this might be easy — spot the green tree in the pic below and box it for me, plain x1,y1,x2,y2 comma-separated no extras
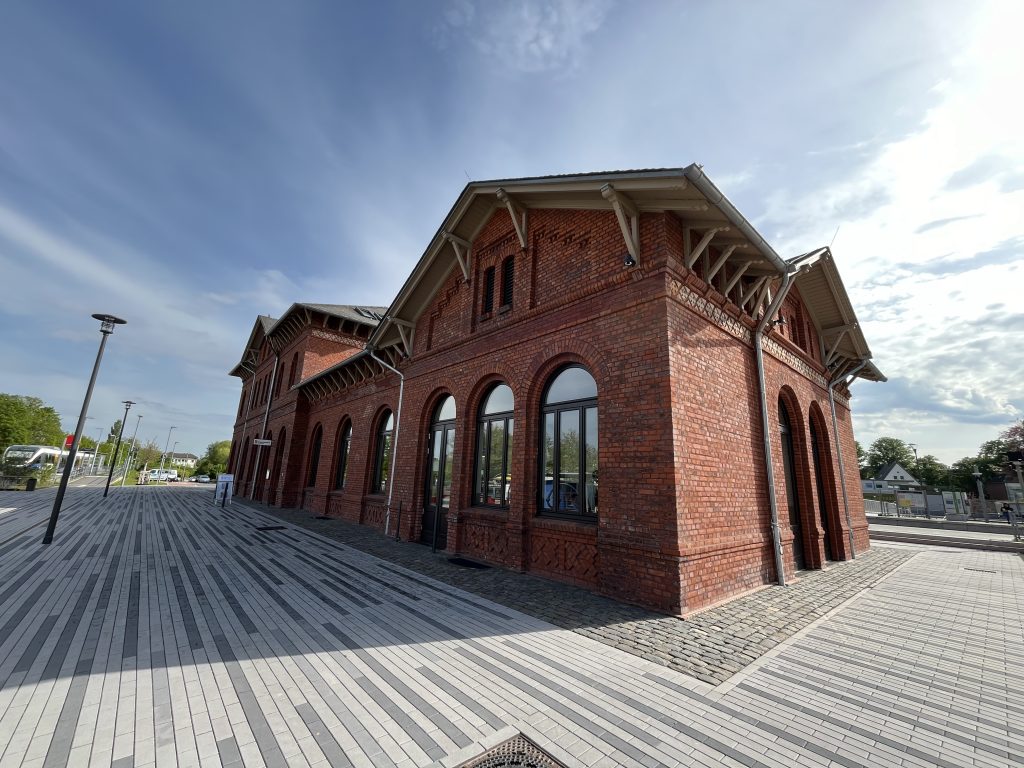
0,394,64,451
911,455,948,488
135,440,161,469
195,440,231,478
864,437,916,478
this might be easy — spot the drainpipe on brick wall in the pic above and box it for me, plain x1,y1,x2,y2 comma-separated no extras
754,268,796,587
827,358,867,559
367,346,404,537
250,353,279,499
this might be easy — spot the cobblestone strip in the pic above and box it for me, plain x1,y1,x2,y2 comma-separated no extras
246,501,913,684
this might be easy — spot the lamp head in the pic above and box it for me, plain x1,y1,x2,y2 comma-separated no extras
92,314,127,335
623,253,637,268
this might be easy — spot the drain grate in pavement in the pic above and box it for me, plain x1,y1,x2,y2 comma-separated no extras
458,734,565,767
448,557,491,570
254,525,287,532
963,567,998,574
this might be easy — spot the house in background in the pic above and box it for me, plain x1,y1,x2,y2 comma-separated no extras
227,164,884,616
167,452,199,469
861,462,920,492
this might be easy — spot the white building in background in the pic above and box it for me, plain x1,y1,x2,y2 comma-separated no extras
861,461,921,493
167,452,198,469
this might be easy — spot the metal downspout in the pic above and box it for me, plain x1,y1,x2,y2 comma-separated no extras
755,269,795,587
367,347,405,537
251,353,279,499
827,359,867,559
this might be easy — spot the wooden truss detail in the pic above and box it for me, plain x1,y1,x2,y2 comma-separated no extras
443,232,471,281
496,188,528,249
600,183,640,265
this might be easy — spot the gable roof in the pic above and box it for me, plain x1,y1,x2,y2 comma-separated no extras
873,462,918,482
228,314,276,378
366,164,883,384
229,304,387,378
790,248,886,382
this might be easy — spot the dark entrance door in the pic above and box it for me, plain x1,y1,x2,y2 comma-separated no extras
810,419,835,561
421,397,455,550
779,400,807,570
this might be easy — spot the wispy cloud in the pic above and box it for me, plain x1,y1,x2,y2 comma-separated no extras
433,0,613,75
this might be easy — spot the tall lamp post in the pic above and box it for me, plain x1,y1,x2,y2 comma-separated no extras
44,314,126,545
159,426,176,472
104,400,135,497
120,413,143,488
170,440,179,478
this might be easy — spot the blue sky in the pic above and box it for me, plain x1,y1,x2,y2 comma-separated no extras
1,0,1020,464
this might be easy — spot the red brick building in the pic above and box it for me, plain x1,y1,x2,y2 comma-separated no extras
228,166,884,615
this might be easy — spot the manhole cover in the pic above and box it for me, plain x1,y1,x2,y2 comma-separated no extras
254,525,286,532
458,734,565,768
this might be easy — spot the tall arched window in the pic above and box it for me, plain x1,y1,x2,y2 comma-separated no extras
333,421,352,490
373,411,394,494
779,398,807,570
475,384,514,507
540,366,598,518
306,424,323,488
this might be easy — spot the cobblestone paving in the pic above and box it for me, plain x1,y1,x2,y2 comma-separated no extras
249,501,912,685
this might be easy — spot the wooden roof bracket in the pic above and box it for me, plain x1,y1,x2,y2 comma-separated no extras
706,245,738,283
496,188,528,249
600,183,640,266
443,232,471,281
685,226,729,270
391,318,415,358
739,275,768,309
824,326,854,366
722,261,751,298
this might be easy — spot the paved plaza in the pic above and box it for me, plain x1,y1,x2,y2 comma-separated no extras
0,487,1021,767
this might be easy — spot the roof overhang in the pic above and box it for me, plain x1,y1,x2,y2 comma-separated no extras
228,315,275,379
791,249,885,383
370,164,791,350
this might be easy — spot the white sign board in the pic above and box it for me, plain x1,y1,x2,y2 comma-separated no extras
215,473,234,505
253,438,272,447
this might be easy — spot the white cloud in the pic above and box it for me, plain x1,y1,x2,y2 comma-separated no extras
755,1,1024,463
434,0,613,75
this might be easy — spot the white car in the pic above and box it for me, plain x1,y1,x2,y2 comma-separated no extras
197,475,211,483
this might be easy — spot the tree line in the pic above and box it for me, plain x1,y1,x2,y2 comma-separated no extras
1,392,229,478
859,419,1024,491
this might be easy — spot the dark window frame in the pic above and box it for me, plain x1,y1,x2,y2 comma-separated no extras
372,410,394,495
539,365,598,522
500,256,514,308
306,424,323,488
474,385,514,509
482,266,496,314
333,421,352,491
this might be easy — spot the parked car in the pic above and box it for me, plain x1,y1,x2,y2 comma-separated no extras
197,475,211,483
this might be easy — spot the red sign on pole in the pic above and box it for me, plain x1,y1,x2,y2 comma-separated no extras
64,434,74,448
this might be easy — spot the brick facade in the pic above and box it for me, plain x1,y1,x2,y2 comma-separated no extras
228,173,875,616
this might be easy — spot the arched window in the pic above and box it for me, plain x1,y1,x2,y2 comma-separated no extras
475,384,514,507
333,421,352,490
373,411,394,494
306,424,323,488
779,398,807,570
540,366,598,518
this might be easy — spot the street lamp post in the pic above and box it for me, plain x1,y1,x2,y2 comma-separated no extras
104,400,135,497
170,440,179,477
120,413,143,488
43,314,126,545
90,427,103,475
159,426,176,472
